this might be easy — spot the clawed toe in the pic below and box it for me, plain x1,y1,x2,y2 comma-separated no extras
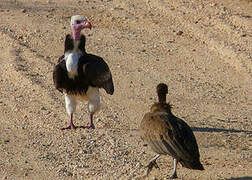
145,160,160,176
61,125,77,130
82,123,95,129
170,173,178,179
147,160,159,169
61,124,95,130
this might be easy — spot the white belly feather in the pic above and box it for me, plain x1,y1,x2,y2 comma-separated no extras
65,52,80,79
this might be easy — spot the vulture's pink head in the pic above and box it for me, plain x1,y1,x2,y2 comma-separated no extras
71,15,92,40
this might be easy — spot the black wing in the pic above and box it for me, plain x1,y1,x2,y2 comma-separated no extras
53,59,89,95
53,60,68,93
79,53,114,95
57,55,64,63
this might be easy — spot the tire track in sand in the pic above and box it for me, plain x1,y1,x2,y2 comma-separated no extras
147,0,252,79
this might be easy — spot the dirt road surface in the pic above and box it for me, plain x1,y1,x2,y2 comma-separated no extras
0,0,251,179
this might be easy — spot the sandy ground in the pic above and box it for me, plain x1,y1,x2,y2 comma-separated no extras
0,0,251,179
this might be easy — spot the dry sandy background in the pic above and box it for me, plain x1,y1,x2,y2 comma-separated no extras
0,0,252,179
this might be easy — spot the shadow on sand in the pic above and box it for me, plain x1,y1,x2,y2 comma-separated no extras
227,177,252,180
191,126,252,134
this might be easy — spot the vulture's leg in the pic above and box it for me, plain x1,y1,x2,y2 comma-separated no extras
170,158,178,179
83,113,95,129
84,87,100,129
145,154,160,176
62,94,77,130
62,113,77,130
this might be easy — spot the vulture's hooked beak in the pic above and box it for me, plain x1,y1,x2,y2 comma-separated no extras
83,20,92,30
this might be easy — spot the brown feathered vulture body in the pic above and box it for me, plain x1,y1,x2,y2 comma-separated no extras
140,83,204,178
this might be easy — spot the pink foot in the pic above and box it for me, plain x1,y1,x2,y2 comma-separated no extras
80,113,95,129
61,124,77,130
61,114,95,130
61,114,79,130
81,123,95,129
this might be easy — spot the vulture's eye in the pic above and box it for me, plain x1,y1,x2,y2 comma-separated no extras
76,20,81,24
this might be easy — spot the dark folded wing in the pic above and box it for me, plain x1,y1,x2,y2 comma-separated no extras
169,116,204,169
140,112,200,161
79,53,114,95
57,55,65,63
171,116,200,159
53,60,68,93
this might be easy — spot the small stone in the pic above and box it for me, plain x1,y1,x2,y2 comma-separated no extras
18,35,23,40
21,9,26,13
210,3,216,7
67,171,73,176
167,40,175,43
221,7,227,12
176,31,183,35
199,4,204,9
205,161,211,165
41,106,46,110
